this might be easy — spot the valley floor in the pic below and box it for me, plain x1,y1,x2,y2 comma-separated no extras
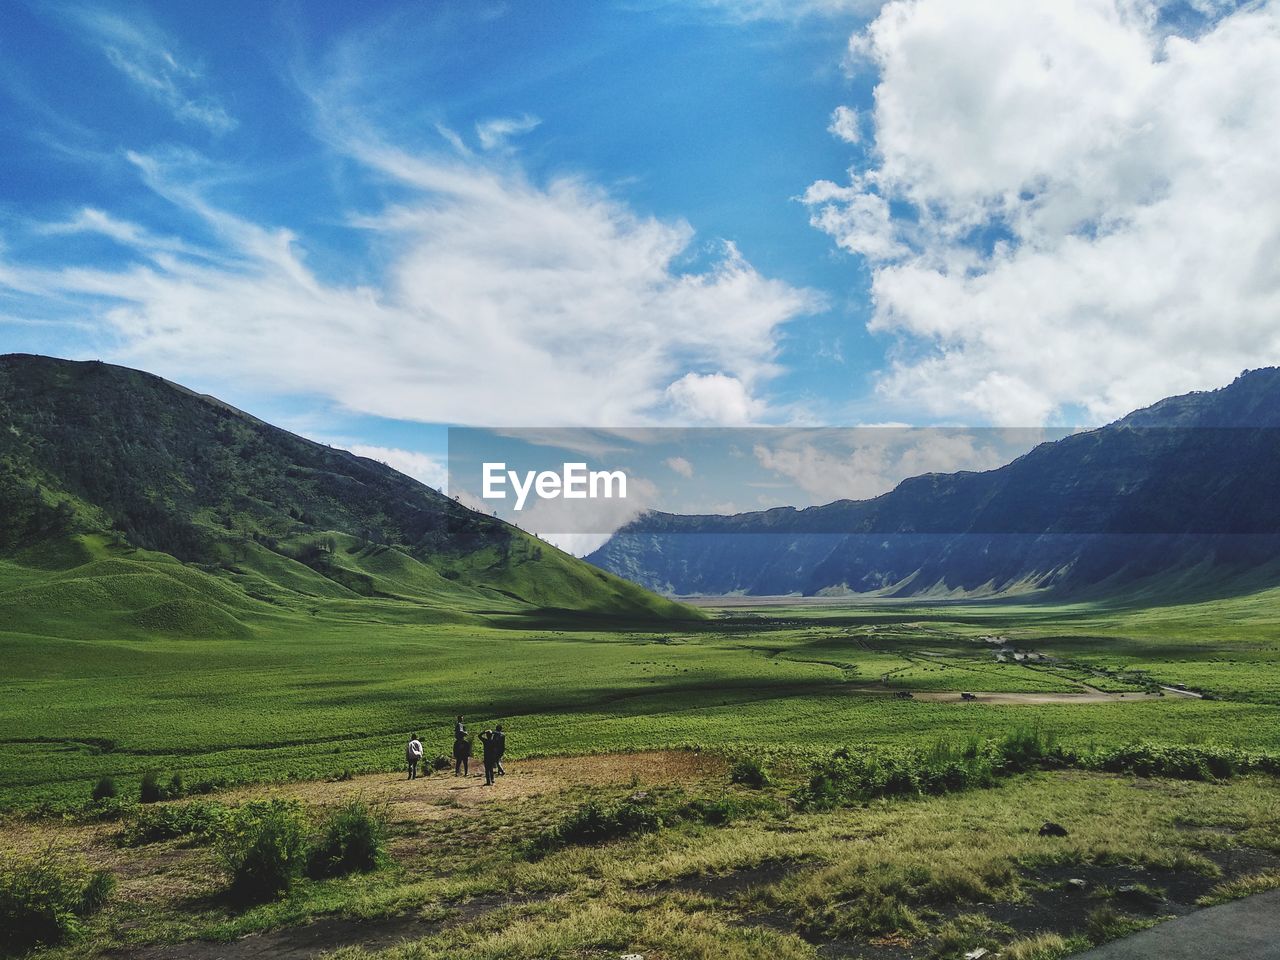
6,585,1280,958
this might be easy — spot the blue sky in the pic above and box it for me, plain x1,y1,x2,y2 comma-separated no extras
1,2,880,432
2,0,1278,525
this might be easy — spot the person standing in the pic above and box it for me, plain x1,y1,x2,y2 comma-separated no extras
453,716,470,777
493,724,507,776
406,733,423,780
479,729,498,786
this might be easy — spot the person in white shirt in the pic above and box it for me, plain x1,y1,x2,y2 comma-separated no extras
406,734,423,780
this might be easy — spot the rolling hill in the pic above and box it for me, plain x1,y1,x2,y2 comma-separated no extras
0,354,698,632
589,369,1280,599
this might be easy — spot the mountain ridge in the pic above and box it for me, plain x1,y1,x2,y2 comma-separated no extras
588,368,1280,599
0,353,700,629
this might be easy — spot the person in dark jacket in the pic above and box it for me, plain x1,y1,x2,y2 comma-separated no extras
493,724,506,776
479,729,499,786
453,716,470,777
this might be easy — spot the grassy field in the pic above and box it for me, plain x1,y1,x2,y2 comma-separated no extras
4,541,1280,811
6,543,1280,958
2,545,1280,808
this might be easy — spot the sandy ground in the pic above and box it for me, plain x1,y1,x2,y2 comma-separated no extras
217,749,725,815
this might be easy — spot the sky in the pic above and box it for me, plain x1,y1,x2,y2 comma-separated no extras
2,0,1278,532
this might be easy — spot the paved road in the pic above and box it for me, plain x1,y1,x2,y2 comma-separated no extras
1076,888,1280,959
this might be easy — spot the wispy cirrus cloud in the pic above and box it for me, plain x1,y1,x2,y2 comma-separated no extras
0,121,819,431
475,113,541,151
699,0,884,23
55,5,235,133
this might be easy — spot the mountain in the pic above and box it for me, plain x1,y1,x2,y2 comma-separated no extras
0,354,698,633
589,369,1280,599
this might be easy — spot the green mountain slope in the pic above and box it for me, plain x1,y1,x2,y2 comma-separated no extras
0,354,698,631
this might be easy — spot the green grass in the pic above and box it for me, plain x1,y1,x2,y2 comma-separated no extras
4,537,1280,810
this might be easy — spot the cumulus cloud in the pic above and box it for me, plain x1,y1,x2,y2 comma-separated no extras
827,105,860,144
807,0,1280,425
664,455,694,478
665,372,764,425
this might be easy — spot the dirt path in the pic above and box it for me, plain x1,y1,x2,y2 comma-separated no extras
215,749,724,816
844,684,1160,705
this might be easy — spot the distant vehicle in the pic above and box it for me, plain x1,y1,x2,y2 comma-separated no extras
960,692,977,701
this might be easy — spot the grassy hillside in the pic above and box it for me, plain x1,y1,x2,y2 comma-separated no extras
0,354,697,624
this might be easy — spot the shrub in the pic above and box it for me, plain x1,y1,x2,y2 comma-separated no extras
794,729,1063,810
0,856,115,953
429,755,451,771
530,796,661,857
307,800,387,878
140,771,162,804
729,757,770,789
681,796,739,826
90,776,117,803
217,800,309,904
119,800,230,847
1085,905,1146,944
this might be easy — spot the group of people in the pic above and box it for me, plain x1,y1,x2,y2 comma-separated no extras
404,715,507,786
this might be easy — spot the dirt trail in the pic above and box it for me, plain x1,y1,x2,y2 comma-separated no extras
212,750,725,826
844,684,1161,705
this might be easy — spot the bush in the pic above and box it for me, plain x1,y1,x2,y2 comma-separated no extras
794,729,1063,810
90,776,117,803
307,800,387,878
217,801,309,904
429,755,451,771
119,800,230,847
0,856,115,953
530,796,662,857
681,796,739,826
729,757,770,789
140,771,162,804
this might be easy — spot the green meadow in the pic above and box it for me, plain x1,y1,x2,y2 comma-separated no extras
4,537,1280,812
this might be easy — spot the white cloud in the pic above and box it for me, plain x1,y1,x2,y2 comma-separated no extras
3,145,818,428
475,114,541,151
753,429,1009,503
665,372,764,425
60,7,235,133
664,455,694,478
808,0,1280,425
703,0,885,22
505,474,660,556
827,105,860,144
346,444,447,491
